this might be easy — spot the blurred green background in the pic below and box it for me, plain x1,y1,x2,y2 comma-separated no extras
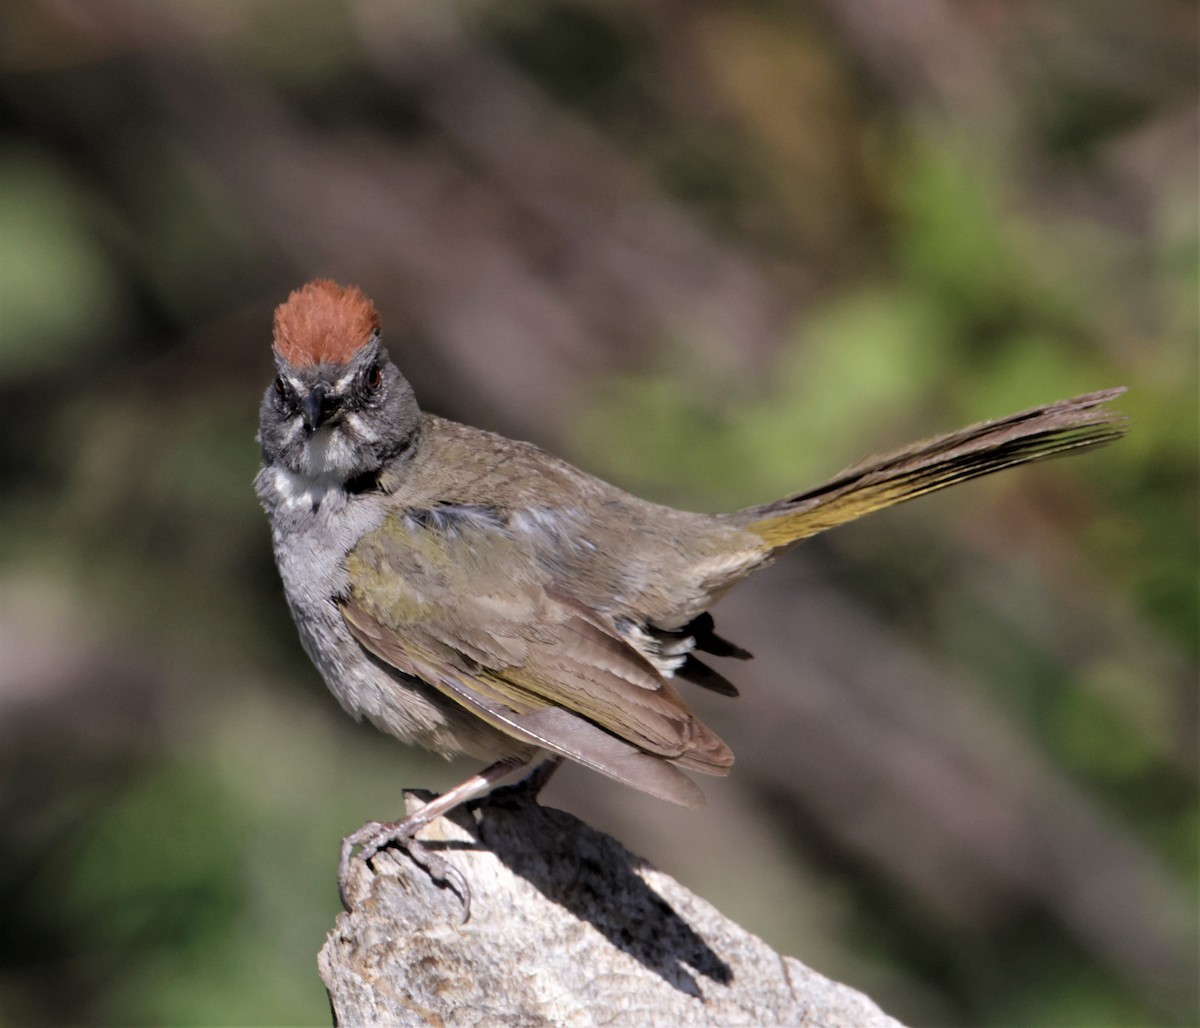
0,1,1196,1024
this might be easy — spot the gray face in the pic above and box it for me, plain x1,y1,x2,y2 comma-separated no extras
257,337,421,484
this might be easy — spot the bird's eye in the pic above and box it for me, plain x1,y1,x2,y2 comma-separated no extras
274,371,296,405
273,376,299,411
366,363,383,391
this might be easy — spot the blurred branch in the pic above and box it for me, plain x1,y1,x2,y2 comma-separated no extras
322,793,903,1027
362,37,790,370
814,0,1011,124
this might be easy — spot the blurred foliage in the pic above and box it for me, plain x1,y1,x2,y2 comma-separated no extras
0,146,125,378
0,0,1195,1025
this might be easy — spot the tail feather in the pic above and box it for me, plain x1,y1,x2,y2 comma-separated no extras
740,388,1127,551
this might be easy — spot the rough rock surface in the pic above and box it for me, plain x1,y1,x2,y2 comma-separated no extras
320,793,903,1026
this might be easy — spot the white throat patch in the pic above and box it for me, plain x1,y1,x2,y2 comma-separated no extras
270,466,345,512
302,426,357,478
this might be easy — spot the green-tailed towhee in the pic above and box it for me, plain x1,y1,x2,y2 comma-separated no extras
255,279,1126,905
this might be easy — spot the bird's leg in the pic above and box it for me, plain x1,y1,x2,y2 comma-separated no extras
487,754,565,804
338,753,543,914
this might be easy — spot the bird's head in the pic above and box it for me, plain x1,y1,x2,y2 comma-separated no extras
258,280,420,482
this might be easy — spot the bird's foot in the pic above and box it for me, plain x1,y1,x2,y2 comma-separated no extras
338,810,472,918
336,756,539,917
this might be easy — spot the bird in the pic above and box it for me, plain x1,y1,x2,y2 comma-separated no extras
255,278,1126,905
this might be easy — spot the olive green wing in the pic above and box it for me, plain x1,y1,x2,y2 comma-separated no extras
340,506,731,806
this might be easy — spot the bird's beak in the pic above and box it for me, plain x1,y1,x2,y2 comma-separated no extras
301,384,341,430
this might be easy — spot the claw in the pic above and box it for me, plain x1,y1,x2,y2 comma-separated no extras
338,818,473,918
334,754,545,916
337,814,471,918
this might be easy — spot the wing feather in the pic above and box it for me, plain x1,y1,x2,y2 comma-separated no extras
342,598,708,806
341,507,733,800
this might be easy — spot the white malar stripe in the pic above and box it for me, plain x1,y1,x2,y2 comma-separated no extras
344,411,379,444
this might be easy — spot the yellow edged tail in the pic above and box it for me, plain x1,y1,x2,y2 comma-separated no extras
740,388,1128,551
